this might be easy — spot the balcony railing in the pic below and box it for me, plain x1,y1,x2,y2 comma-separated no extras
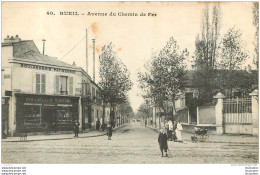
60,91,68,95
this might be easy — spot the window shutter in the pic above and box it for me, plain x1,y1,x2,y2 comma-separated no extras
55,75,59,94
68,77,73,95
41,74,46,93
36,74,40,93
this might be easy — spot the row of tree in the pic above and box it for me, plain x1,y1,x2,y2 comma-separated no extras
98,43,133,125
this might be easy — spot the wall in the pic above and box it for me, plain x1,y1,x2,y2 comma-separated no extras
177,109,189,123
11,63,77,96
2,46,13,67
198,106,216,125
224,124,253,134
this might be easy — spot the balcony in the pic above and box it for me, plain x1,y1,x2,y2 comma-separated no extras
60,91,68,95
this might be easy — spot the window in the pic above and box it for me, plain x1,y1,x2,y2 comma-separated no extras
83,81,90,96
92,87,95,101
83,80,87,96
60,76,67,94
55,75,73,95
36,74,46,94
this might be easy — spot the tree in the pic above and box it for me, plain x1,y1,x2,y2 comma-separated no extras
220,27,248,70
98,43,133,125
253,2,259,68
192,4,221,103
138,102,153,122
218,27,249,97
117,99,134,125
138,37,189,124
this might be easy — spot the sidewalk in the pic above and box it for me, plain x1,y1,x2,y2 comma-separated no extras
2,124,127,142
146,125,258,144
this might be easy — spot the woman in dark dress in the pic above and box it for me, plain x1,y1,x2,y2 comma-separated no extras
158,128,168,157
107,123,113,140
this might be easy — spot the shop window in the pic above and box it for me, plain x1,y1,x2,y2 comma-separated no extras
55,75,73,95
20,105,42,132
36,74,46,94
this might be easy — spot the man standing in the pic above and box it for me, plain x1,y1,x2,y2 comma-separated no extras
107,122,113,140
96,119,101,131
74,120,80,138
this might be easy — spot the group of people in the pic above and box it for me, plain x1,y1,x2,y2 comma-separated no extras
73,119,113,140
164,120,183,142
158,120,183,157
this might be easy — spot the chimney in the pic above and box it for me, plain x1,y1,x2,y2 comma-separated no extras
4,35,11,44
92,39,96,82
72,61,76,66
13,35,21,42
4,35,22,44
42,39,46,55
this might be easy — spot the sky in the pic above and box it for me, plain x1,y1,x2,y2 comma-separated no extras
2,2,257,112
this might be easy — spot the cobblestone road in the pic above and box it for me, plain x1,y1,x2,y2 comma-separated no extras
2,122,258,163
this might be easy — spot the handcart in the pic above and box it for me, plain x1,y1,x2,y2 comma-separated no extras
191,127,209,142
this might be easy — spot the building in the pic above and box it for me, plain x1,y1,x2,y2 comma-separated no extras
1,35,107,137
151,69,258,135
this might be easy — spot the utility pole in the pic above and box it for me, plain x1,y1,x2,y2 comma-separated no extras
42,39,46,55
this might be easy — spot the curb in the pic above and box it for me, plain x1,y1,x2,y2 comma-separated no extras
2,123,129,143
145,125,258,144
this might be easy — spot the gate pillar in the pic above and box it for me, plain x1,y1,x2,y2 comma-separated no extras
214,92,225,135
250,89,258,136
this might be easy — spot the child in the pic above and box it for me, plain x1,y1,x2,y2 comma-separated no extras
158,128,168,157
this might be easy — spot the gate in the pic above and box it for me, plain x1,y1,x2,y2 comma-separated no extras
223,98,252,134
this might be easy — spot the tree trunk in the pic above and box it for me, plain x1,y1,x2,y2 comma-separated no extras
102,103,105,125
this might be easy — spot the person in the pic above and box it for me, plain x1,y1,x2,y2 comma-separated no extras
107,122,113,140
164,120,169,140
74,120,80,138
172,121,177,142
158,128,168,157
96,119,101,131
145,120,147,126
175,121,183,142
168,120,173,141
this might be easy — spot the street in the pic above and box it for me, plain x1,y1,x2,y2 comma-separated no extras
2,122,258,164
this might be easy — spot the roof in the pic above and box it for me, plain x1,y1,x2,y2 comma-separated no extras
184,69,258,88
20,50,78,69
3,40,79,69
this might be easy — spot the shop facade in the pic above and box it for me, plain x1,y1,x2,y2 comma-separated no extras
15,94,79,134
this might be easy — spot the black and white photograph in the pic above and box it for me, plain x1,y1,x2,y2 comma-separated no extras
1,1,259,173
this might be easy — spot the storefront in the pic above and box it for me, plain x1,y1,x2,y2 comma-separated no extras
16,94,79,133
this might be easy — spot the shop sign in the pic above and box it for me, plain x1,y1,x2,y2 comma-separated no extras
25,96,72,104
21,63,75,74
